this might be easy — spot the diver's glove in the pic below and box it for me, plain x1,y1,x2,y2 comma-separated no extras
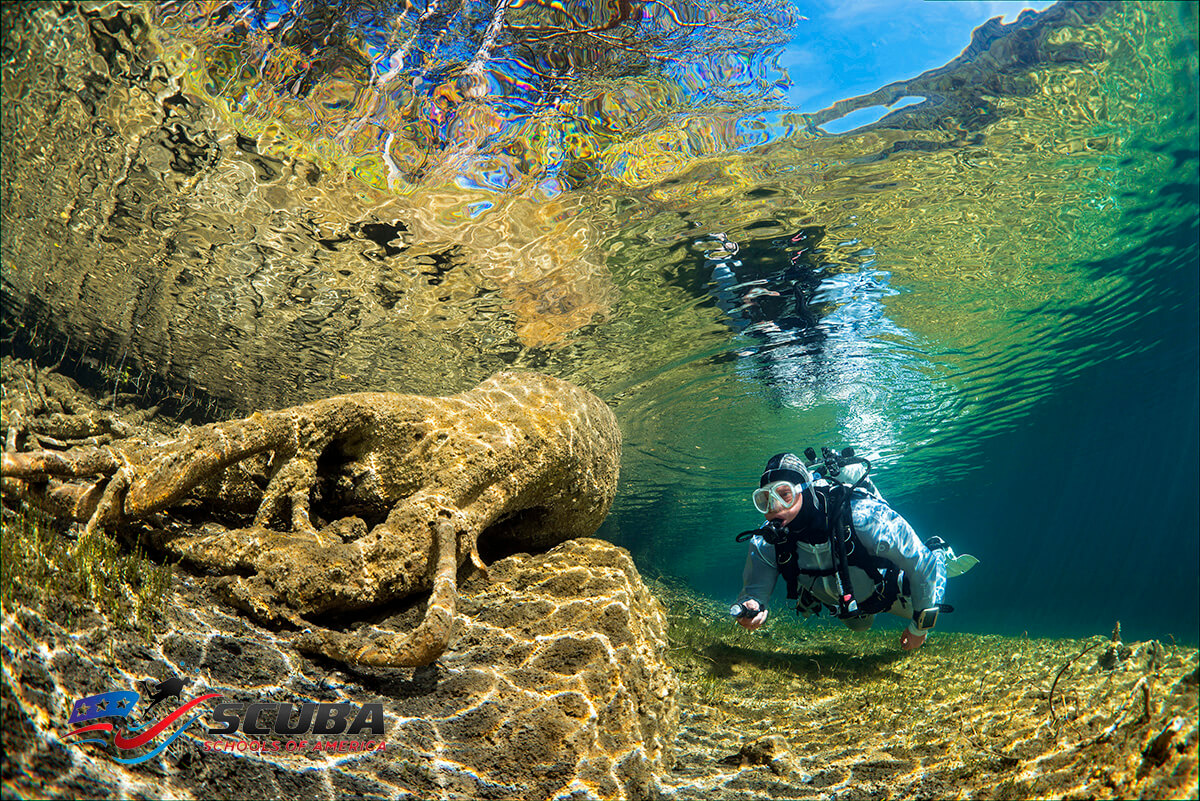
730,598,769,630
900,621,928,651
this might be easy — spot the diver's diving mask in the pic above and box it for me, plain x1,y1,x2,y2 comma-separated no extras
752,480,807,514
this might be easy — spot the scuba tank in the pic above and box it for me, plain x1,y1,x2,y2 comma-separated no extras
809,447,979,579
806,447,871,615
805,446,882,499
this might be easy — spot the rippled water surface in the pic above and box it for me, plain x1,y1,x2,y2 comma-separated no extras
2,1,1196,641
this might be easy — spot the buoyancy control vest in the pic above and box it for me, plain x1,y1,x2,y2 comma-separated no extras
737,481,897,618
781,482,901,618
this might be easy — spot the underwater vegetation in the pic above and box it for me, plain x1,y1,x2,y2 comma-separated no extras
0,503,172,642
651,578,1200,800
0,358,173,638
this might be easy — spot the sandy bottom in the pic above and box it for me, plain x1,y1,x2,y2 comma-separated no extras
655,582,1198,800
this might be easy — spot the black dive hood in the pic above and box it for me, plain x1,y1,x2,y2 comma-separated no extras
786,492,829,545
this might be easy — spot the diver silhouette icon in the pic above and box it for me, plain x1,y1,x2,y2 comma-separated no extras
138,675,192,719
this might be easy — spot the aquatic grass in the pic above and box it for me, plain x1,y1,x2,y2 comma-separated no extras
72,526,174,636
0,504,66,608
1,504,172,638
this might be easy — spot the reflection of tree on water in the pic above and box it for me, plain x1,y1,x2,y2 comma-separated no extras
700,227,923,455
160,0,797,189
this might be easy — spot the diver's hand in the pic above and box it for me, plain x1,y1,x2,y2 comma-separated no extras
735,599,768,630
900,623,927,651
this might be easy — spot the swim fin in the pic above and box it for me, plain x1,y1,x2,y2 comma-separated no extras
926,537,979,578
943,550,979,578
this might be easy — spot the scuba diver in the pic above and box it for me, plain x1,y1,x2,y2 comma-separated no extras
704,230,822,338
731,451,977,651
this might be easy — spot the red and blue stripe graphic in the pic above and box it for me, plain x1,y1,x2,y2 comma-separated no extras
64,691,221,765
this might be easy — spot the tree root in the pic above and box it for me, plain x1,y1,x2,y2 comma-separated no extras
295,519,460,667
2,356,160,451
1,368,622,669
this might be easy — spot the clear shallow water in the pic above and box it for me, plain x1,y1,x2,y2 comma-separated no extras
2,2,1196,642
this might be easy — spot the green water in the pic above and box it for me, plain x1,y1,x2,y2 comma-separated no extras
1,2,1196,642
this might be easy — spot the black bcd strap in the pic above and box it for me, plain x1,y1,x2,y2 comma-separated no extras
779,484,893,616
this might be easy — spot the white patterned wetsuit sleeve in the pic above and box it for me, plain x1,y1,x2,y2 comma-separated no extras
736,535,780,611
850,497,946,616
